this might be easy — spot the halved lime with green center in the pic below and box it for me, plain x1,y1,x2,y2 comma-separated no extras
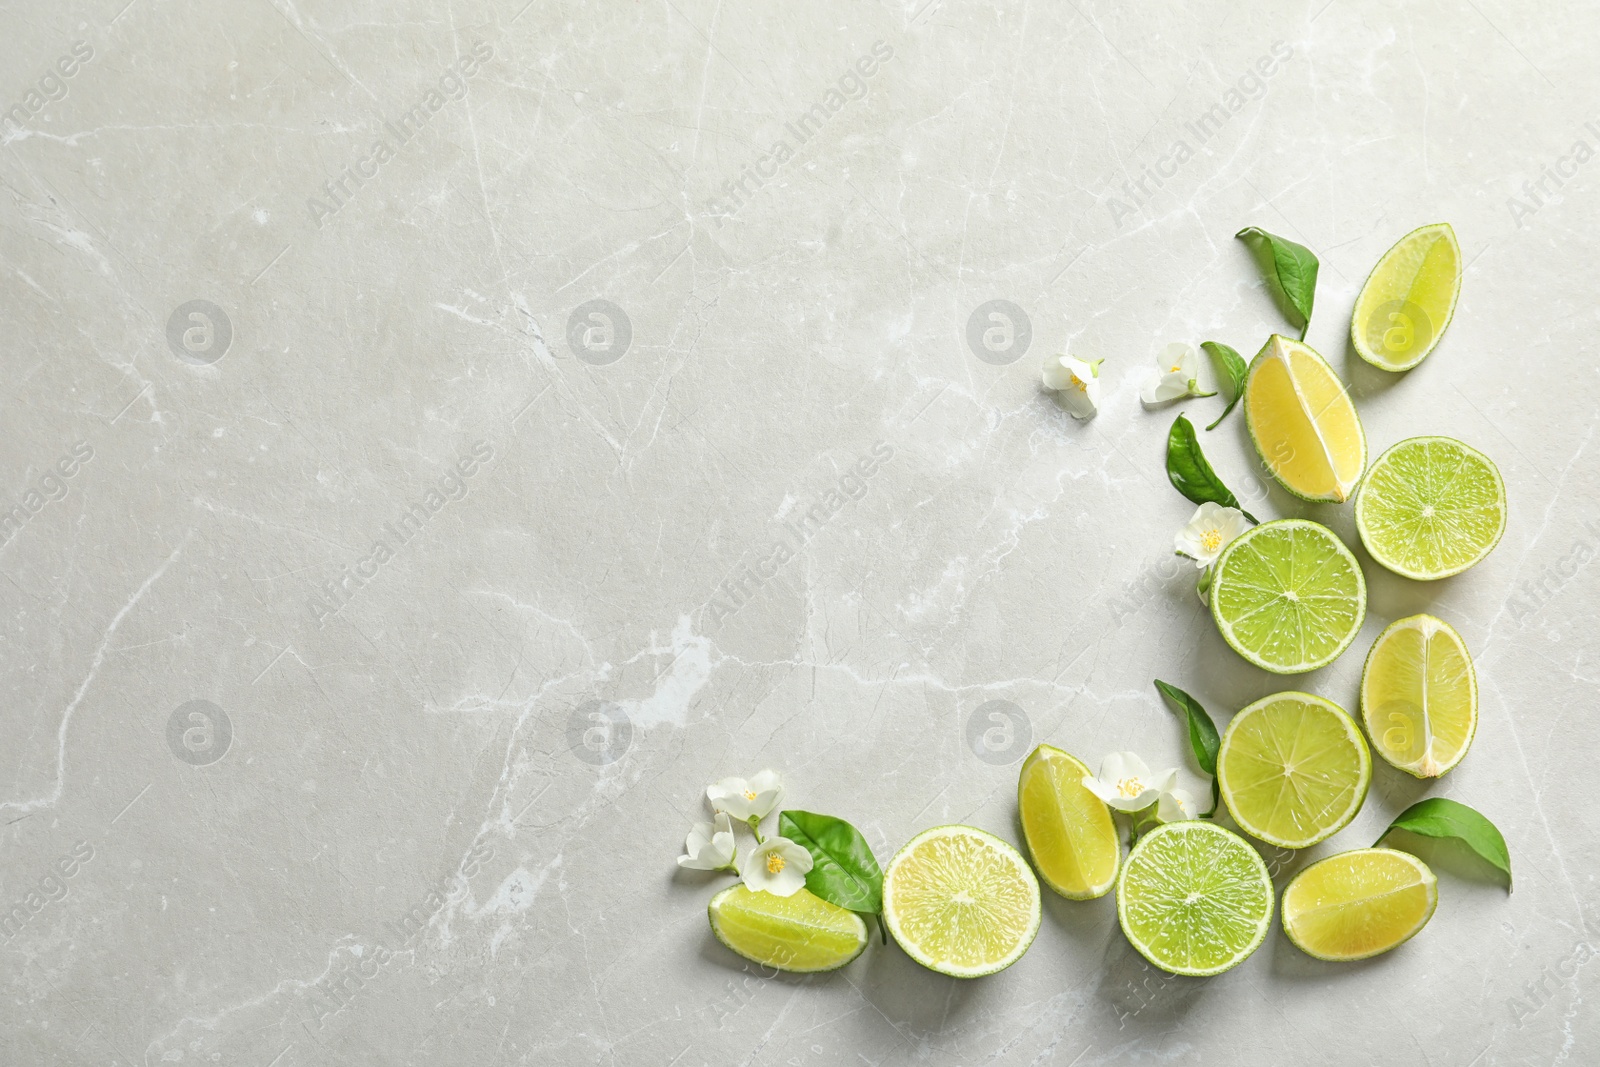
1017,745,1119,900
1361,614,1478,777
1355,437,1507,580
1116,821,1273,976
708,886,868,973
882,825,1041,978
1210,519,1366,674
1282,848,1438,961
1217,692,1371,849
1351,223,1461,371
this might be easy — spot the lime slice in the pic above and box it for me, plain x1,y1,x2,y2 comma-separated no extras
1245,335,1367,502
1282,848,1438,961
882,825,1041,977
707,885,868,973
1017,745,1119,900
1351,223,1461,371
1355,436,1507,580
1361,614,1478,778
1116,821,1273,977
1217,691,1371,849
1209,519,1366,674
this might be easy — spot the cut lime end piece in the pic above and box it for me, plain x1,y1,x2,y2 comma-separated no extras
1217,691,1371,849
1355,436,1507,580
1245,335,1367,502
1117,821,1273,977
1361,614,1478,778
1018,745,1120,900
883,825,1041,978
1352,223,1462,372
1282,848,1438,961
708,885,869,973
1210,519,1367,674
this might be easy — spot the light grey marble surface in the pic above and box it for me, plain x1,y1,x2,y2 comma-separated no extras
2,1,1597,1064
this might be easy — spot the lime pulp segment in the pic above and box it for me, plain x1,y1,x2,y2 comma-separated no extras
1217,691,1371,849
1244,336,1367,502
708,886,869,973
1361,614,1478,777
1210,519,1367,674
1282,848,1438,961
1352,223,1461,371
1355,437,1506,580
1017,745,1120,900
882,825,1041,978
1116,821,1274,977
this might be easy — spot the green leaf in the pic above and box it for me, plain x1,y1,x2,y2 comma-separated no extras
1201,341,1248,430
778,810,883,914
1166,414,1258,524
1153,680,1220,817
1236,227,1319,340
1376,797,1512,890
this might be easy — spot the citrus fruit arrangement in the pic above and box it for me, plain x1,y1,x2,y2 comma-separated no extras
673,221,1511,986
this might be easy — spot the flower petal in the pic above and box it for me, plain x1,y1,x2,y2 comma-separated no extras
1042,359,1076,391
1141,371,1190,405
1156,787,1198,823
747,769,782,795
1099,751,1149,782
1060,387,1098,419
1081,775,1116,802
1161,342,1198,378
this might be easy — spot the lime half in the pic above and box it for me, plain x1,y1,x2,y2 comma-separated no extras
1245,335,1367,502
708,886,868,973
1017,745,1119,900
1351,223,1462,371
1217,691,1371,849
1210,519,1367,674
1117,821,1273,977
1355,436,1507,580
882,825,1041,978
1282,848,1438,961
1361,614,1478,777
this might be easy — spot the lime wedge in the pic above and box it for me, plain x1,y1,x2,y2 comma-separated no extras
707,885,868,973
1361,614,1478,778
882,825,1041,977
1245,335,1367,502
1217,691,1371,849
1018,745,1119,900
1117,821,1273,977
1209,519,1367,674
1282,848,1438,961
1355,436,1507,580
1351,223,1461,371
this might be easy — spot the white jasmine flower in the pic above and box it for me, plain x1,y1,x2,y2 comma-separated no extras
707,770,783,823
741,836,813,896
1082,751,1179,813
1154,785,1202,823
1042,355,1103,419
677,812,738,871
1140,342,1215,405
1174,502,1252,569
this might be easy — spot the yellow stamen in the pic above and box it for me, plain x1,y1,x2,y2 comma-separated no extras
1070,375,1088,393
1116,777,1145,798
743,789,757,801
766,853,786,874
1202,529,1222,552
